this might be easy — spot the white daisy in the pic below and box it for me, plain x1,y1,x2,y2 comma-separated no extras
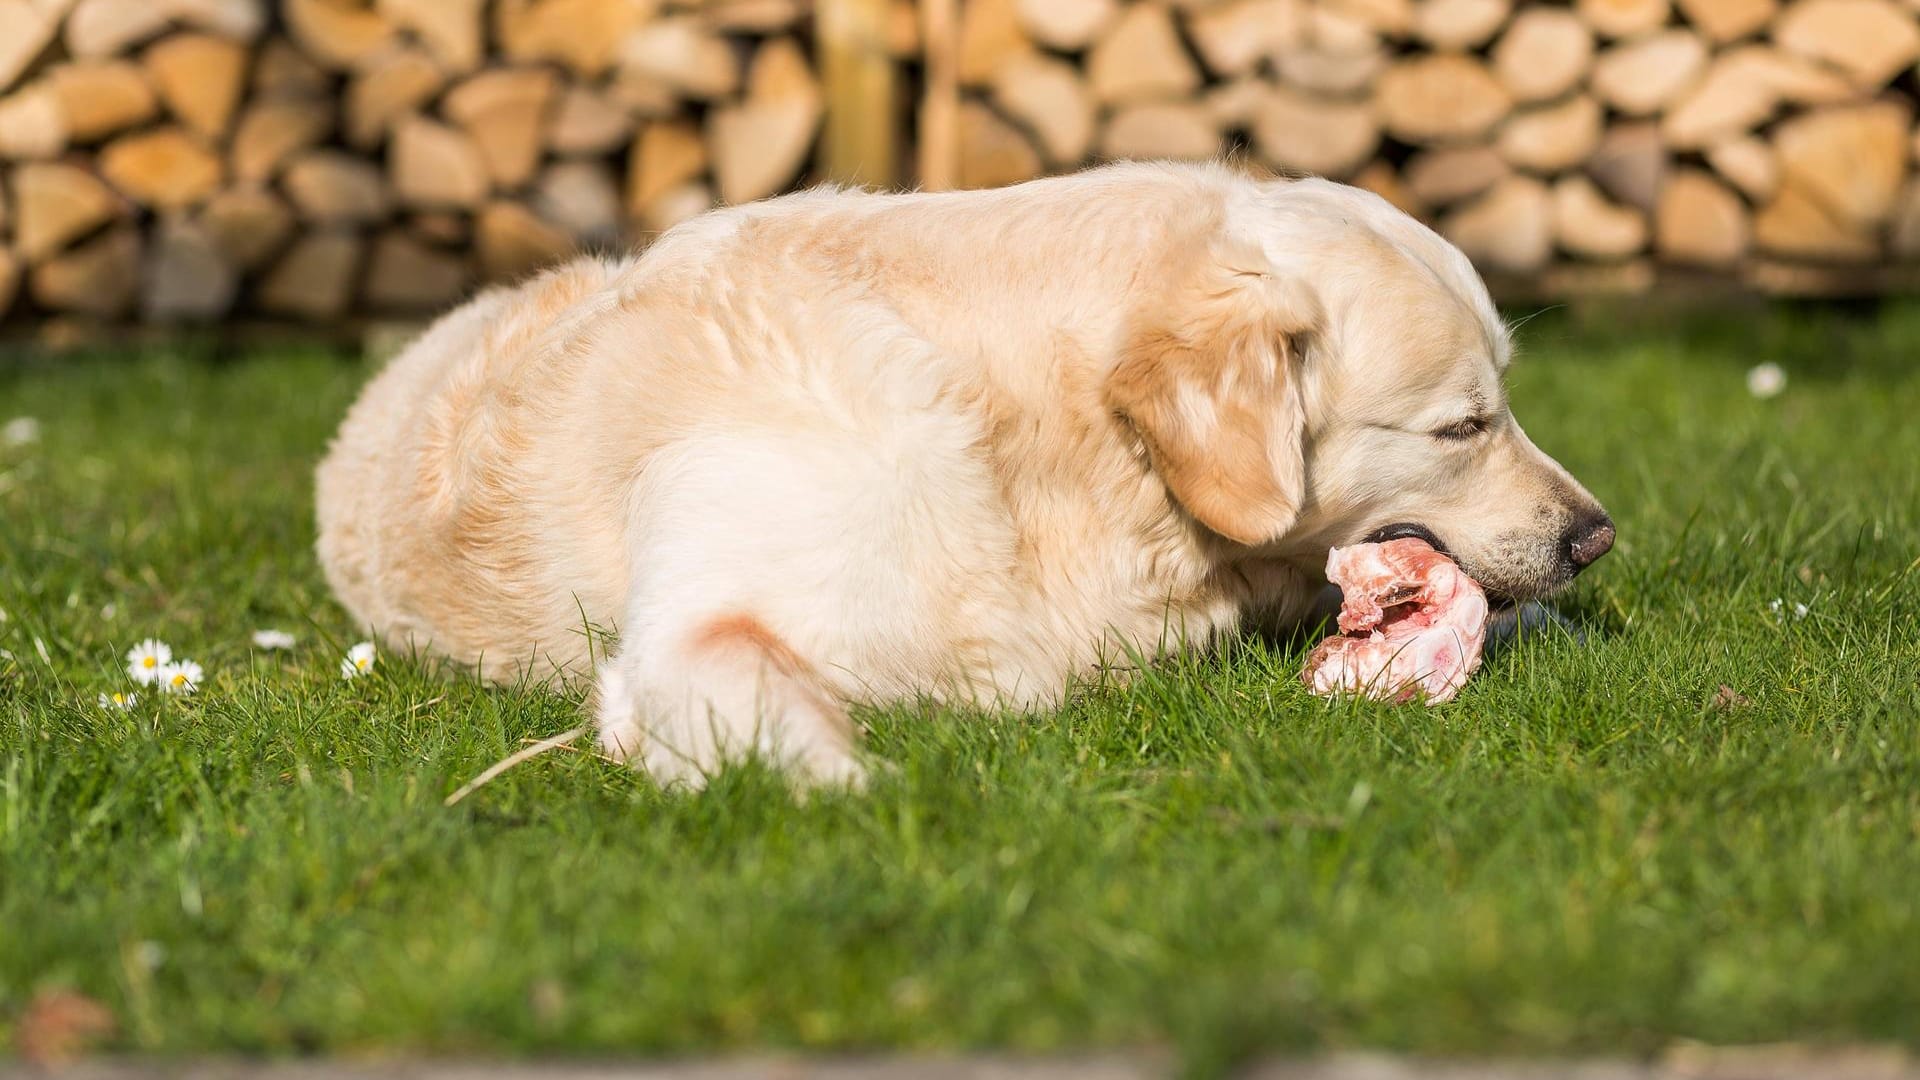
1793,602,1809,619
1746,363,1787,399
341,641,377,679
133,940,167,971
157,660,203,695
2,417,39,447
98,691,140,710
126,639,172,685
251,629,297,650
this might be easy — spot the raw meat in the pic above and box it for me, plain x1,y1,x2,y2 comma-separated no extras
1300,538,1490,704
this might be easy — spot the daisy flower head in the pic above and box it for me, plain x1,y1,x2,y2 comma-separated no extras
2,417,40,447
1746,362,1787,399
252,629,297,650
341,641,377,680
126,639,172,685
157,660,203,695
98,691,139,710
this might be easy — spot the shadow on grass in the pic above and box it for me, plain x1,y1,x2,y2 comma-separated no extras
1517,296,1920,383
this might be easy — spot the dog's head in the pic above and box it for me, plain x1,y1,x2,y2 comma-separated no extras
1105,176,1611,602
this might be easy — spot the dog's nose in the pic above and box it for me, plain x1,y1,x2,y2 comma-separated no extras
1565,512,1615,572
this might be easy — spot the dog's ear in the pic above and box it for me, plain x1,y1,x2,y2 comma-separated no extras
1105,236,1319,547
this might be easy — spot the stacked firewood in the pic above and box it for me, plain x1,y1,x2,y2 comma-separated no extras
4,0,1920,325
0,0,831,322
954,0,1920,294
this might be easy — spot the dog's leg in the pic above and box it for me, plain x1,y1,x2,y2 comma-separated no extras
593,611,863,789
587,427,954,790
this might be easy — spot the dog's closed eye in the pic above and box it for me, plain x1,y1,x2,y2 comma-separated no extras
1431,416,1490,441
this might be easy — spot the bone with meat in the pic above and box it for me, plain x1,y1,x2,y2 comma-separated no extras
1300,538,1490,704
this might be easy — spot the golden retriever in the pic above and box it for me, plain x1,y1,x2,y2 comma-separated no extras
316,162,1613,787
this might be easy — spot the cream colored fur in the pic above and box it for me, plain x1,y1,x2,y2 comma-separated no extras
315,162,1608,788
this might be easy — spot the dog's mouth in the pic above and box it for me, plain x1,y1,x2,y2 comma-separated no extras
1363,521,1447,554
1361,522,1520,610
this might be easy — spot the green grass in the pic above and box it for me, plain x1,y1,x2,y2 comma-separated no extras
2,303,1918,1073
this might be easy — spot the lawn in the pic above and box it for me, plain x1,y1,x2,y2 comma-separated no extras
1,302,1917,1074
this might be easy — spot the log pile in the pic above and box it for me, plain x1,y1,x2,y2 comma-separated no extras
950,0,1920,295
6,0,1920,326
0,0,825,323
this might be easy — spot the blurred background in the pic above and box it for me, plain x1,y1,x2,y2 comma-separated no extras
0,0,1914,332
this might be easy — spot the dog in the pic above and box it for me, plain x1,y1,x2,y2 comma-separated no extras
316,162,1613,788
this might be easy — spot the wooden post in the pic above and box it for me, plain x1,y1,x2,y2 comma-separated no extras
818,0,898,189
918,0,959,190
